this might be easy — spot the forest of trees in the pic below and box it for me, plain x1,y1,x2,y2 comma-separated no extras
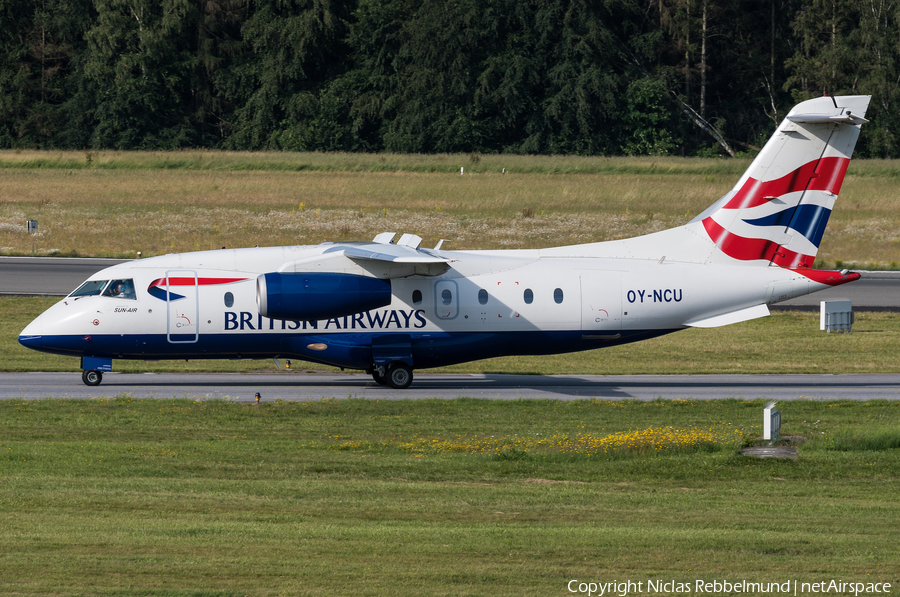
1,0,898,157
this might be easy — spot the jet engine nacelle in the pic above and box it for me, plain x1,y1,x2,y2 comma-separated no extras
256,272,392,321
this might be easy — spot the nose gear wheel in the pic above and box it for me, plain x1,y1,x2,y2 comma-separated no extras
82,370,103,386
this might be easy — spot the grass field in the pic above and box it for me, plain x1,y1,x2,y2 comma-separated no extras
1,397,898,596
4,296,900,375
2,151,899,596
1,151,899,268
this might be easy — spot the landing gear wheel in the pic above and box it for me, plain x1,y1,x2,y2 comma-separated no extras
82,370,102,386
386,362,413,390
372,370,388,386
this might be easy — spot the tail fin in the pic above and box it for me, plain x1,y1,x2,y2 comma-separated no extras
696,95,870,268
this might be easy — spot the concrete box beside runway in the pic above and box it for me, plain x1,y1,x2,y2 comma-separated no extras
821,300,854,333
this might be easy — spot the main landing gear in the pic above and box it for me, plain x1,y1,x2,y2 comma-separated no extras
371,362,413,389
82,370,103,386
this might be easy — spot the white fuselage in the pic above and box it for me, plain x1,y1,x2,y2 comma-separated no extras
19,242,824,371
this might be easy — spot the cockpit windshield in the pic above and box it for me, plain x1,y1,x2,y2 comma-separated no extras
102,279,137,300
69,280,109,298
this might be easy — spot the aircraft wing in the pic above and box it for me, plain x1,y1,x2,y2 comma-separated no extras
341,245,451,276
278,233,452,278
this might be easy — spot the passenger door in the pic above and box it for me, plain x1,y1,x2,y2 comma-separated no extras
166,270,199,343
434,280,459,320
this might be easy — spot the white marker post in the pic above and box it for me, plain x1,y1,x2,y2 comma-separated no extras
763,401,781,443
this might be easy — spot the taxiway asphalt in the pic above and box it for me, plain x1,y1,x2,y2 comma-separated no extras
3,372,899,401
0,256,129,295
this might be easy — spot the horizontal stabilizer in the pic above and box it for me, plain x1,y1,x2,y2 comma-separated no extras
685,303,770,328
787,112,868,125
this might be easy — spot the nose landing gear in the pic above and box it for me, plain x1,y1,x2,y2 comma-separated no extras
82,370,103,386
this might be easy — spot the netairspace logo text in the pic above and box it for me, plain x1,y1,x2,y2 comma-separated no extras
566,579,893,597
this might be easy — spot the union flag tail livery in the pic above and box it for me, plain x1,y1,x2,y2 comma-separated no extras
19,96,870,389
699,95,868,269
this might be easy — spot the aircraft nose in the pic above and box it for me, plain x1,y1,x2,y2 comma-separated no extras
18,316,43,350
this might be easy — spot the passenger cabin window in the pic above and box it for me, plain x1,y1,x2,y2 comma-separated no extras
102,279,137,300
478,289,488,305
441,289,453,305
224,292,234,308
554,288,564,304
524,288,534,304
412,289,423,305
70,280,109,298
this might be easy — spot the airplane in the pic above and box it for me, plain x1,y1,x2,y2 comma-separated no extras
19,95,870,389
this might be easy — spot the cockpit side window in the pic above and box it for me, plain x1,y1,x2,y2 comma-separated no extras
69,280,109,298
102,279,137,300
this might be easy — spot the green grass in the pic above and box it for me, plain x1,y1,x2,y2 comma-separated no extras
828,430,900,451
0,149,758,174
1,397,898,596
4,296,899,374
3,148,900,178
3,151,899,595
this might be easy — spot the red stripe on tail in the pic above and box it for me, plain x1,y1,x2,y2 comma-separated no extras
722,157,849,210
702,217,815,267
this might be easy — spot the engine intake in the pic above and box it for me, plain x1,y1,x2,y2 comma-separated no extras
257,272,392,321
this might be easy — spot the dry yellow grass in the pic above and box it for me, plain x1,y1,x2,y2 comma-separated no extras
0,151,897,265
0,169,717,255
